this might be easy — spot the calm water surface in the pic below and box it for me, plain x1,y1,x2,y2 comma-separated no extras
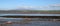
2,21,60,26
0,14,60,16
0,14,60,26
0,17,60,26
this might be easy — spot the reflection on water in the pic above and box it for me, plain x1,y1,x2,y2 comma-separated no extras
0,17,60,26
1,21,60,26
0,14,60,26
0,17,24,22
0,14,60,16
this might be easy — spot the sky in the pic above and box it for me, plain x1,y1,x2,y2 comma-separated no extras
0,0,60,10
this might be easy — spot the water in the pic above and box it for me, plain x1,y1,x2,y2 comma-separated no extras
2,21,60,26
0,17,24,22
0,17,60,26
0,14,60,26
0,14,60,16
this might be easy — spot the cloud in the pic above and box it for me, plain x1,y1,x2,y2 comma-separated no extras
50,4,60,6
39,4,60,10
17,6,39,9
49,4,60,10
14,4,60,10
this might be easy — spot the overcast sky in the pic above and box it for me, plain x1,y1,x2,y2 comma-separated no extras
0,0,60,10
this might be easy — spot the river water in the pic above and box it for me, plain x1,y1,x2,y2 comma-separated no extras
0,14,60,26
0,17,60,26
1,21,60,26
0,14,60,16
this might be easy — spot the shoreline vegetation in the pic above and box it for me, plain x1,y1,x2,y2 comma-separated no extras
0,10,60,14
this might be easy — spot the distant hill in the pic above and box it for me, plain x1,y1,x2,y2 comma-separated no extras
0,10,60,14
